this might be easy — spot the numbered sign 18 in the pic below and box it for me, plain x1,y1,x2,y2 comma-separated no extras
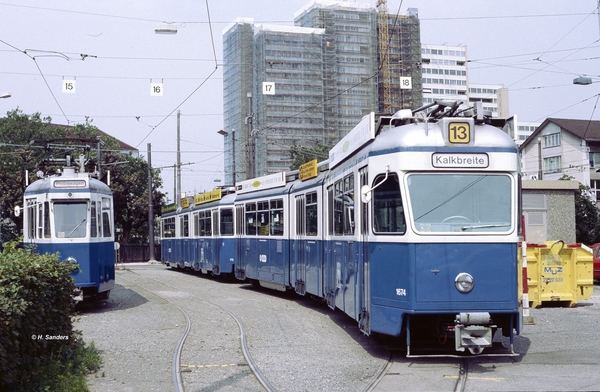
62,80,76,94
400,77,412,90
150,83,163,96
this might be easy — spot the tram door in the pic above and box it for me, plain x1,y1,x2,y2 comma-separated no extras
358,167,371,334
211,209,220,274
293,195,306,295
235,205,246,280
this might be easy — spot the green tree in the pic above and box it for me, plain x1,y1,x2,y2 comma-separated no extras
289,140,330,171
559,175,600,244
109,154,164,244
0,109,165,244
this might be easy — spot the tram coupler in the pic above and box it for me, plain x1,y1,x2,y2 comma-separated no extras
454,312,494,354
72,287,83,303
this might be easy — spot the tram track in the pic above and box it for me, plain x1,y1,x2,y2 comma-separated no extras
97,268,469,392
118,271,276,392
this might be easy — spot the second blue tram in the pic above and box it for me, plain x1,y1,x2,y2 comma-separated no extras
22,160,115,301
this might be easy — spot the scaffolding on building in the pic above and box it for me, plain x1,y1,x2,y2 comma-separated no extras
222,2,422,180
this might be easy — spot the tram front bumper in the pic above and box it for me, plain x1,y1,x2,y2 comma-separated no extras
454,312,494,353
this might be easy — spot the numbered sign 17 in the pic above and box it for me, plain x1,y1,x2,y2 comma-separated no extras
263,82,275,95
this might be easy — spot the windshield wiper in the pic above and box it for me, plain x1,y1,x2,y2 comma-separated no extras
461,224,510,231
67,219,86,237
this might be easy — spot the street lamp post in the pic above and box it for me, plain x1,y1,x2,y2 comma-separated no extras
147,143,155,262
0,92,11,99
218,129,236,186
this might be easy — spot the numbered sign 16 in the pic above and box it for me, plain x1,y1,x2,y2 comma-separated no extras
150,83,163,96
62,80,76,93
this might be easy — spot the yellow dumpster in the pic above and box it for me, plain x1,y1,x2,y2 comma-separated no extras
521,241,594,308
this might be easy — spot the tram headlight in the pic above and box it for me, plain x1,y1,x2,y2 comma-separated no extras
455,272,474,293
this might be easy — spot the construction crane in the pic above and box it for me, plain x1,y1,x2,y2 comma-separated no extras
377,0,392,113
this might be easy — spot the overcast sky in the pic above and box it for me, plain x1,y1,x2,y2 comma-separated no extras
1,0,599,197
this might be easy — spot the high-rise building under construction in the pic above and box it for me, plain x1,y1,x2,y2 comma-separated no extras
222,0,422,184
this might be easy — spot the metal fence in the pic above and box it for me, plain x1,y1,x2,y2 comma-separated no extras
116,244,161,263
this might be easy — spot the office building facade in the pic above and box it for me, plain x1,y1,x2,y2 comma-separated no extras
222,0,422,183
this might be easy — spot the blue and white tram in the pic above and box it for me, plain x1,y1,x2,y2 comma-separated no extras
162,102,522,355
22,160,115,301
161,188,237,276
334,106,521,355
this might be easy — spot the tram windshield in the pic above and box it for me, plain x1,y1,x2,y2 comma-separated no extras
54,201,88,238
407,173,512,233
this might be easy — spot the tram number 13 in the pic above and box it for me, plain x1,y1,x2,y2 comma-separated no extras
448,122,471,144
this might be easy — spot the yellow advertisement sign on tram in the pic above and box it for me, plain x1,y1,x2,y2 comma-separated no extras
194,189,222,205
299,159,318,181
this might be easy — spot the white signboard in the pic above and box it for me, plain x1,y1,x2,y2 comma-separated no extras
329,112,375,169
62,79,76,93
236,172,286,194
432,153,489,168
263,82,275,95
150,83,163,96
400,77,412,90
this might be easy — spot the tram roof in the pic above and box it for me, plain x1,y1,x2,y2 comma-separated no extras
24,175,111,195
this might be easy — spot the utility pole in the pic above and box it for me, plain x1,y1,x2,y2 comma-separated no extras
246,92,255,178
97,136,103,180
147,143,155,262
176,110,181,207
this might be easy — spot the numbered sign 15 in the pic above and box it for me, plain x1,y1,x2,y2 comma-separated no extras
62,80,76,93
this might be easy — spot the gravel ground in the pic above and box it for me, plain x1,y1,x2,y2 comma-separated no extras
78,263,388,392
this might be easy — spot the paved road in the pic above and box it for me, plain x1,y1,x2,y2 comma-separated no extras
78,264,600,392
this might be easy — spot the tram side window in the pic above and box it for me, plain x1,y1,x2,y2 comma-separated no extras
334,181,343,235
162,217,176,238
204,212,212,236
246,202,257,235
270,199,284,236
36,201,51,239
327,186,333,235
344,175,355,235
333,174,355,236
257,201,270,235
180,215,189,237
195,211,211,237
91,202,98,238
306,192,318,236
102,198,112,237
26,198,36,239
193,212,199,237
372,173,405,234
220,208,234,236
43,202,50,238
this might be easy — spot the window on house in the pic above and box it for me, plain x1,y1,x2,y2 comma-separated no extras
543,133,561,148
543,156,562,173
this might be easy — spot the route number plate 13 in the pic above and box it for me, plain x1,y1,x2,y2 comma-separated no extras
448,122,471,144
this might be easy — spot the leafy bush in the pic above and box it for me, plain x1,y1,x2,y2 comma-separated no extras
0,240,101,390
